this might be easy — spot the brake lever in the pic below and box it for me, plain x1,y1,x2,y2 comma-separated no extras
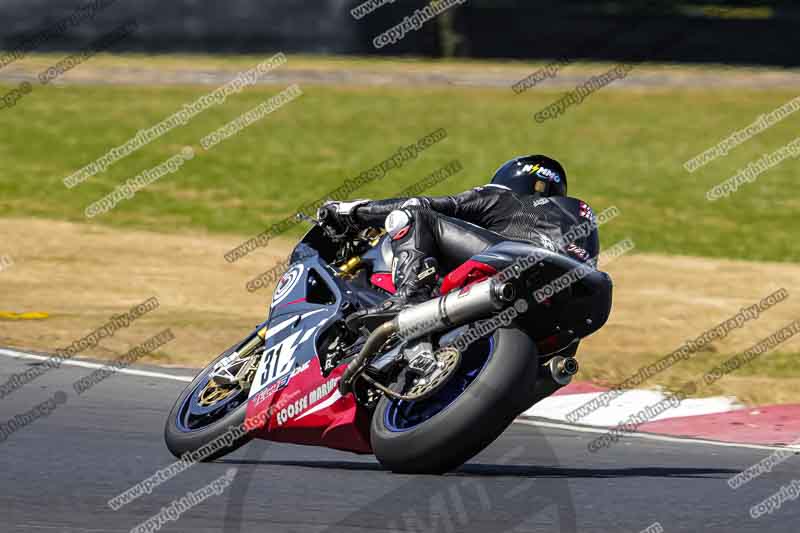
296,212,353,243
295,212,321,226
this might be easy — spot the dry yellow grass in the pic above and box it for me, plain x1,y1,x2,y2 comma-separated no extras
2,217,799,404
587,253,800,357
0,217,282,367
579,254,800,404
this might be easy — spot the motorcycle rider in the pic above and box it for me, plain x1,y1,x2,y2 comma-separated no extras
321,154,600,331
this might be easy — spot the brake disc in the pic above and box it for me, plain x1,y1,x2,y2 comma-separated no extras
403,346,461,401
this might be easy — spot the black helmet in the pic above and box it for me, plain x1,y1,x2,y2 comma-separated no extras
490,155,567,197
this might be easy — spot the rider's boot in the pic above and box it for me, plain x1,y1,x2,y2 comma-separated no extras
346,257,438,333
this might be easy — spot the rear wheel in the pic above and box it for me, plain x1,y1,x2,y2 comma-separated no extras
164,333,262,461
370,327,538,474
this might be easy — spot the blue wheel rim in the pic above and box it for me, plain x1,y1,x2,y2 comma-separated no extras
174,339,257,433
383,336,495,433
175,374,248,433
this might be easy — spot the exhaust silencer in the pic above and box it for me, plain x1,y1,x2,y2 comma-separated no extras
394,278,517,341
546,356,579,386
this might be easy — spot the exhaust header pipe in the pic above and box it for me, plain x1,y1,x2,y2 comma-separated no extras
340,278,517,395
394,278,517,341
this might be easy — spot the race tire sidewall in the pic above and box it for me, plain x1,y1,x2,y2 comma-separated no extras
370,327,539,474
164,342,254,461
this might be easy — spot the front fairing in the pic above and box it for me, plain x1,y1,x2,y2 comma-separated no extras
249,253,342,400
241,226,374,453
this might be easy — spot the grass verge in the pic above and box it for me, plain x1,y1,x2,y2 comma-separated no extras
1,71,799,262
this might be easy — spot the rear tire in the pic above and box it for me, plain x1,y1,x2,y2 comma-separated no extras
370,327,538,474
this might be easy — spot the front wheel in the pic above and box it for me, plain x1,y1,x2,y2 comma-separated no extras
370,327,538,474
164,333,262,461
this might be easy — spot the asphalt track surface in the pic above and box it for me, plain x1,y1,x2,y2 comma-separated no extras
2,351,799,533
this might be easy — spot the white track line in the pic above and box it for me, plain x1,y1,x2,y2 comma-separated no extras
525,389,740,426
3,346,799,452
515,418,800,453
0,348,193,382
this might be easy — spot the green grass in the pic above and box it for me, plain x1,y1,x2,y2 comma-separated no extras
1,78,798,262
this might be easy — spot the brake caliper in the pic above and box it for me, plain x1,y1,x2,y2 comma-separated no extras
403,341,461,400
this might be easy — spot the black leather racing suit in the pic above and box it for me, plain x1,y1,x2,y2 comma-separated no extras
353,184,600,294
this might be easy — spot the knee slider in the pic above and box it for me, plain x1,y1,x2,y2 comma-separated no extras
385,209,412,240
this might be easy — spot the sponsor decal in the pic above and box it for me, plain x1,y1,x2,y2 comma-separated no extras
566,243,590,261
271,264,304,307
522,163,561,182
258,333,301,387
252,360,311,406
252,374,289,405
250,311,328,400
536,167,561,182
276,377,340,426
539,234,557,251
579,201,595,220
532,197,550,207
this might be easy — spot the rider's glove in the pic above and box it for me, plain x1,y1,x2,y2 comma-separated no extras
318,200,370,232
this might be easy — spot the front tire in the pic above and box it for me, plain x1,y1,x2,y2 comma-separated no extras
370,327,538,474
164,339,256,461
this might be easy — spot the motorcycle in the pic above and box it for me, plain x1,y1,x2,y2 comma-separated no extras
165,207,613,474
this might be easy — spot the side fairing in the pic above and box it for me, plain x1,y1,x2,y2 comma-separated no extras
249,255,340,400
244,254,373,454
